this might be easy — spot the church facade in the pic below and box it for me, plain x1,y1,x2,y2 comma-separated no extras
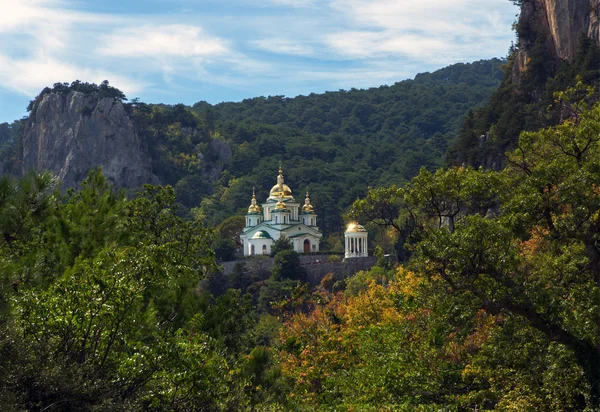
240,167,322,256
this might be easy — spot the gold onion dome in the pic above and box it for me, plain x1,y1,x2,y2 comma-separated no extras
346,222,367,233
275,192,288,210
247,187,261,214
302,190,314,213
268,166,294,201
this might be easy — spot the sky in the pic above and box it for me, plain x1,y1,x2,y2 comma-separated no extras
0,0,519,123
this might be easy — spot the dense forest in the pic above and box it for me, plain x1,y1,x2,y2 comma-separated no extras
0,59,505,242
1,82,599,409
141,58,505,234
2,0,600,408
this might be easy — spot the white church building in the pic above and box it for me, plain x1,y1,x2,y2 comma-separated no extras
240,167,323,256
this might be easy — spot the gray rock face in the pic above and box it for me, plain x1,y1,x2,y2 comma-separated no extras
513,0,600,81
22,91,157,189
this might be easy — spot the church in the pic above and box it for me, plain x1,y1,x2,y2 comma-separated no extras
240,166,323,256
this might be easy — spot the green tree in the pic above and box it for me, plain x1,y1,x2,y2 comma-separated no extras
50,167,127,271
269,236,293,256
0,173,238,410
345,185,404,233
125,184,217,326
271,249,304,281
0,171,57,312
408,94,600,407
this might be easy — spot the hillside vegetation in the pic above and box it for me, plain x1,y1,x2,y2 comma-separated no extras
1,84,599,409
1,59,504,237
190,59,504,232
1,0,600,406
195,59,504,232
448,38,600,168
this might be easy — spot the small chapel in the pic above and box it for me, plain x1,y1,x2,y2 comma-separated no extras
240,166,323,256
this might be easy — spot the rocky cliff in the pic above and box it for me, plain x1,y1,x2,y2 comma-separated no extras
22,91,157,189
447,0,599,168
513,0,600,80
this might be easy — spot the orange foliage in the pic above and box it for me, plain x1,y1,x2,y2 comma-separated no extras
278,267,501,406
518,226,549,257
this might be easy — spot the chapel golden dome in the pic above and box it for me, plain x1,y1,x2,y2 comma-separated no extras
301,190,314,213
267,166,294,202
346,222,367,233
247,187,261,214
274,191,288,210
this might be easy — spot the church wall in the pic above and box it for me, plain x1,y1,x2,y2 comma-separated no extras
246,238,272,256
291,236,320,253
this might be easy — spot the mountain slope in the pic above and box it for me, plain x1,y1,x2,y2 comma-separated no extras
448,0,600,168
5,59,505,234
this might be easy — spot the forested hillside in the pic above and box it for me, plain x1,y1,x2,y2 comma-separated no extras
184,59,505,232
1,0,600,409
2,59,504,236
2,88,599,410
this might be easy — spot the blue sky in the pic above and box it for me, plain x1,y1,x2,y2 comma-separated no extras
0,0,518,123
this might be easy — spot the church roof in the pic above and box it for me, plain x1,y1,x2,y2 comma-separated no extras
288,232,313,238
247,187,261,214
267,165,295,202
346,222,367,233
301,190,314,214
251,230,273,240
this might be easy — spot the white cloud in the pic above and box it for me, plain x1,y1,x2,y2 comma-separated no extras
0,0,141,96
0,0,58,32
97,24,229,58
0,2,243,99
0,0,518,120
0,53,145,96
325,0,516,60
251,38,314,56
326,31,448,59
267,0,318,7
330,0,514,32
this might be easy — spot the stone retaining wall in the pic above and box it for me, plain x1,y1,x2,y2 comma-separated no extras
220,254,378,284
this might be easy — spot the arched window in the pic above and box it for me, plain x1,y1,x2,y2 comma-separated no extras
262,245,267,255
250,244,255,256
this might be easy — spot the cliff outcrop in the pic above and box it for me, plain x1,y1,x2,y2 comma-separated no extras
513,0,600,80
447,0,599,168
22,91,157,189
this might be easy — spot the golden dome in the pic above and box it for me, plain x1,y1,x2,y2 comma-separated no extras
267,165,294,201
301,190,314,213
346,222,367,233
274,191,288,210
269,184,293,201
247,187,261,214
